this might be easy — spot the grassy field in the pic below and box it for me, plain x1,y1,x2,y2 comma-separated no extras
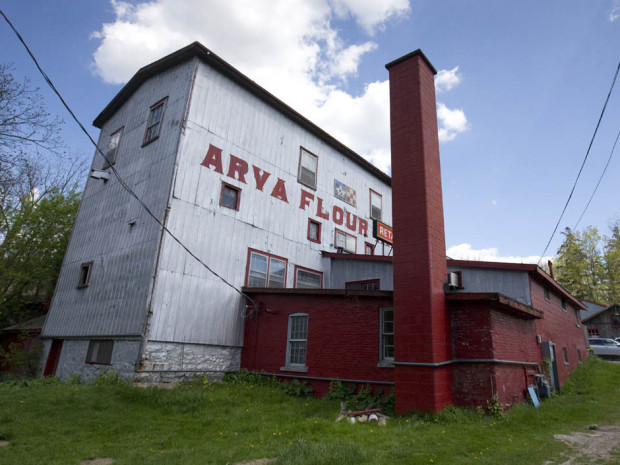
0,357,619,465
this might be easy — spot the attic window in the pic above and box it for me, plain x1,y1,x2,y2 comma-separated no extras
544,286,550,301
143,98,167,145
298,147,318,189
370,189,382,221
103,127,123,169
77,262,93,288
561,298,567,311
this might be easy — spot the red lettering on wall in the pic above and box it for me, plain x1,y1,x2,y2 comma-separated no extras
333,206,344,226
200,144,223,174
299,189,315,210
271,178,289,203
358,218,368,237
227,155,249,184
252,165,271,191
316,197,329,220
345,211,357,232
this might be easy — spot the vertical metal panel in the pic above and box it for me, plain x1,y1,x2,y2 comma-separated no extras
147,61,393,346
447,266,532,306
43,61,195,337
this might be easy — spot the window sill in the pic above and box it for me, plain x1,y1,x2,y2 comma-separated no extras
377,360,394,368
280,365,308,373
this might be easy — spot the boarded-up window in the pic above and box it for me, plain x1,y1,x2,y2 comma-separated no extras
86,340,114,365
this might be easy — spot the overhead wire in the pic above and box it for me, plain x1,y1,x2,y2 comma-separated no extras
573,129,620,230
537,60,620,265
0,9,258,318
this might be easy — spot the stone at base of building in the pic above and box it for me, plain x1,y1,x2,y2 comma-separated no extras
135,340,241,384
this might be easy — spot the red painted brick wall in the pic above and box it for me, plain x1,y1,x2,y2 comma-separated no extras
530,278,588,386
242,293,394,396
387,51,452,413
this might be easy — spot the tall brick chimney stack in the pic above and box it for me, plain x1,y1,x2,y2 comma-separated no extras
386,50,453,413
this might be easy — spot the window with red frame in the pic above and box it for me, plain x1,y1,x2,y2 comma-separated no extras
335,228,356,253
246,249,287,288
345,279,380,291
220,182,241,210
307,219,321,243
294,266,322,289
610,312,620,328
365,242,375,255
370,189,382,221
587,327,600,337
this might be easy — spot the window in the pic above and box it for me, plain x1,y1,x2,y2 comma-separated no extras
544,286,550,301
307,219,321,243
298,147,318,189
577,349,582,363
143,98,167,145
294,266,322,289
86,340,114,365
561,298,567,312
365,242,375,255
380,307,394,361
562,347,569,365
246,249,287,288
574,310,581,327
285,314,308,370
370,189,382,221
611,312,620,328
220,182,241,210
335,228,356,254
77,262,93,288
588,327,600,337
346,279,380,291
103,127,123,169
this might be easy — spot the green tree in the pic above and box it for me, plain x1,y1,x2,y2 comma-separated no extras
0,64,85,327
554,226,605,302
603,221,620,303
0,190,80,327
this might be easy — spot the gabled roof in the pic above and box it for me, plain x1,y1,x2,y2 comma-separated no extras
93,42,391,186
448,260,586,310
581,303,620,323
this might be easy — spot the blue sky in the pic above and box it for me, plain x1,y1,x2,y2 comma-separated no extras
1,0,619,263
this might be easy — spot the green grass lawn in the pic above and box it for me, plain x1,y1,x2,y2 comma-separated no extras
1,357,619,465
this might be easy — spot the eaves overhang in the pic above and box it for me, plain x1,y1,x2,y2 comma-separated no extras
446,292,544,319
93,42,391,186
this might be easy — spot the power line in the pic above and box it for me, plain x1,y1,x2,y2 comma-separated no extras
537,60,620,265
0,9,258,317
573,129,620,230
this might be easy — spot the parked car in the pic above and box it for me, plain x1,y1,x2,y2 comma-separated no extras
588,338,620,360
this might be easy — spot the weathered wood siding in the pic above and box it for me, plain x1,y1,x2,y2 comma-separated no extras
447,266,532,306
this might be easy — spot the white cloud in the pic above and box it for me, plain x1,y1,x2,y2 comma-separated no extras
610,0,620,21
330,0,411,34
435,66,461,94
447,243,552,265
437,102,469,142
91,0,468,172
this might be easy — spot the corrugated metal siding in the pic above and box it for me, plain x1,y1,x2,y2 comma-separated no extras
147,61,393,346
43,61,195,337
447,266,532,306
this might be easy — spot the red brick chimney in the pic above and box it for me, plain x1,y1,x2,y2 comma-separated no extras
386,50,453,413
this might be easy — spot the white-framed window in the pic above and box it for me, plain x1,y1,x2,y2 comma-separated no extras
562,347,569,365
285,313,308,368
246,249,287,288
103,127,123,169
294,266,322,289
370,189,382,221
143,98,167,145
220,182,241,210
544,286,550,301
335,228,356,253
86,340,114,365
380,307,394,361
298,147,318,189
77,261,93,288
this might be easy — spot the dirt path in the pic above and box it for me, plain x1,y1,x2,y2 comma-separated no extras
552,425,620,465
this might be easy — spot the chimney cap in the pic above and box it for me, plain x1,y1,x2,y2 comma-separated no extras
385,49,437,75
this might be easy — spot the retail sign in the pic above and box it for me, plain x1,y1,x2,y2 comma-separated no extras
373,220,393,245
